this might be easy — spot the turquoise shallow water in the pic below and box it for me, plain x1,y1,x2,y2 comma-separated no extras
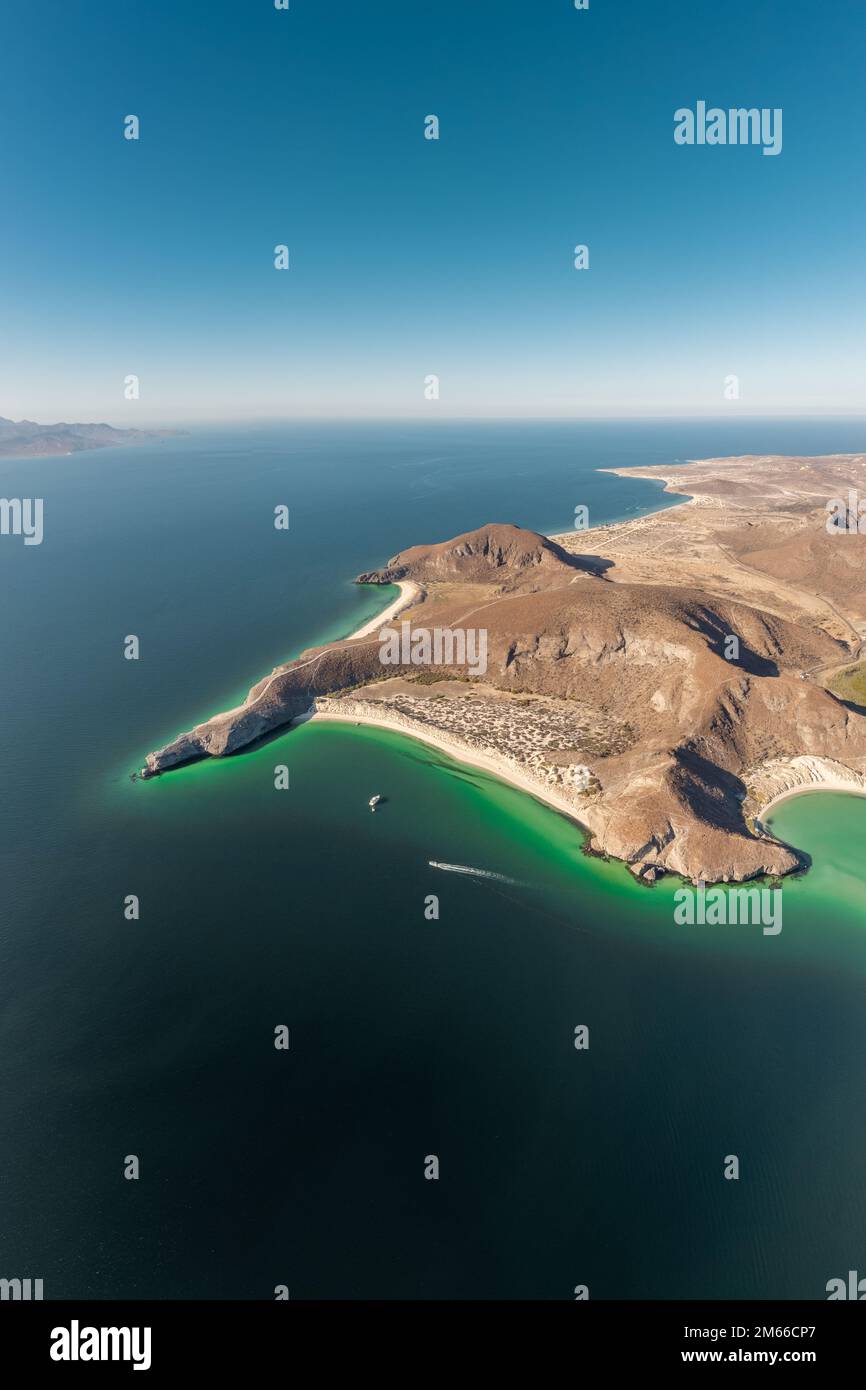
1,419,865,1298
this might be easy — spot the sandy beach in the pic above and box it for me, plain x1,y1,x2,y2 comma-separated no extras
302,702,591,831
349,581,421,640
311,699,866,876
756,775,866,827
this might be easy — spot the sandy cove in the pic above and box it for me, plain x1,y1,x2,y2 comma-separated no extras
296,698,591,830
749,757,866,828
302,705,866,872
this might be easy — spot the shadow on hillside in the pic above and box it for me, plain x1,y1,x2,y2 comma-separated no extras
686,607,780,677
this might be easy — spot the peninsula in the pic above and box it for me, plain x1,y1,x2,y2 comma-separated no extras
142,454,866,884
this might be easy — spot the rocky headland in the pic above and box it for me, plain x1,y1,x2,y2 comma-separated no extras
142,455,866,884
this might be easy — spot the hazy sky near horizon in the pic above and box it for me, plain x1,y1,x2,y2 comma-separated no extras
1,0,865,425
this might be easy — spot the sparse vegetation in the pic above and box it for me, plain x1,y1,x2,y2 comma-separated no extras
827,662,866,710
409,670,473,686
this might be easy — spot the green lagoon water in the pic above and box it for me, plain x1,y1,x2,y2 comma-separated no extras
1,419,865,1299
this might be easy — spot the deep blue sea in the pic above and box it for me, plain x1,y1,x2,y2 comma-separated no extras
1,418,865,1299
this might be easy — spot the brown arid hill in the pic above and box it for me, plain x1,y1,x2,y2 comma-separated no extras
142,460,866,884
357,522,592,589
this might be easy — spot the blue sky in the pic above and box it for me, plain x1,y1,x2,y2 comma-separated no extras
1,0,864,423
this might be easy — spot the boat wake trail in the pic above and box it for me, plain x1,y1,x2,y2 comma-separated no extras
428,860,520,886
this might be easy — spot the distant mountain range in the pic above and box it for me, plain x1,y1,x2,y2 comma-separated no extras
0,416,177,458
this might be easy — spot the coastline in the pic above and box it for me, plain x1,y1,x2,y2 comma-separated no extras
547,468,697,546
306,475,691,850
306,708,866,878
141,454,866,882
298,703,592,833
304,707,866,879
756,776,866,828
309,486,866,871
348,581,421,640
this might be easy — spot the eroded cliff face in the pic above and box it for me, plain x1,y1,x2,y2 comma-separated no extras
142,513,866,884
745,757,866,821
142,639,385,770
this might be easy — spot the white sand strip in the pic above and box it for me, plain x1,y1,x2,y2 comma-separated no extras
305,704,589,829
348,581,422,640
756,776,866,826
